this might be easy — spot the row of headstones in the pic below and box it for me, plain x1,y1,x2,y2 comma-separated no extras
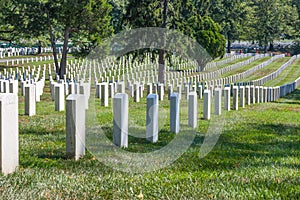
6,55,62,66
199,53,252,72
279,77,300,97
252,55,299,86
0,47,54,57
48,80,91,111
0,79,18,94
20,79,45,116
177,54,277,86
1,66,45,83
90,54,280,91
193,54,286,87
10,72,88,118
67,77,300,156
0,79,297,175
94,78,283,109
0,92,87,175
54,53,265,91
0,47,66,58
203,54,265,78
111,83,284,148
48,59,83,74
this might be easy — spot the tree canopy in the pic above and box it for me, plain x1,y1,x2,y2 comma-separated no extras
0,0,299,78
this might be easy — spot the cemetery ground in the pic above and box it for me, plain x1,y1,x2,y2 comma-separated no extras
0,57,299,199
0,53,300,199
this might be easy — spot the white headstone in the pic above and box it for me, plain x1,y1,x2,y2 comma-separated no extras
25,85,36,116
113,93,128,148
134,83,140,102
224,87,231,111
79,83,90,109
158,84,164,101
170,93,180,133
204,90,211,120
239,86,245,108
214,88,221,115
188,92,197,128
146,94,159,143
66,94,85,160
147,83,153,95
55,84,65,111
101,82,109,107
233,86,238,110
109,83,115,98
255,86,260,103
245,86,251,105
0,94,18,175
250,85,255,104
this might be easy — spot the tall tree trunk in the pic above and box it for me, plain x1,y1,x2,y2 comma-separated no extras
59,26,70,79
227,39,231,53
37,40,42,54
264,38,268,53
50,33,59,74
158,0,168,84
46,8,59,74
268,42,274,51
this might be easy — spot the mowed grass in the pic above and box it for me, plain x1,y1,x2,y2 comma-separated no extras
204,56,251,72
221,56,271,78
239,57,291,82
263,58,300,87
0,80,298,199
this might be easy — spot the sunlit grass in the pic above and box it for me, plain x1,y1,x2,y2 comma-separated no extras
0,78,298,199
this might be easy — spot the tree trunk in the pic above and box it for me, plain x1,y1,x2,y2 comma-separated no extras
268,42,274,51
227,39,231,53
37,40,42,54
158,0,168,84
59,26,70,79
50,34,59,74
264,38,268,53
46,9,59,74
158,50,165,83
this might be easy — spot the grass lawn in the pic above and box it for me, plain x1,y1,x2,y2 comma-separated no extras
238,57,291,82
0,80,299,199
220,57,271,78
263,58,300,87
204,56,251,72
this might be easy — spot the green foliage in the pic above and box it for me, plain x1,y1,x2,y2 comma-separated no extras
122,0,226,65
290,39,300,55
210,0,249,52
192,16,226,59
249,0,299,52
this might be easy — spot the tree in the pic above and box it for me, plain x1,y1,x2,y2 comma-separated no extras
0,0,25,43
210,0,248,53
109,0,129,33
250,0,298,52
42,0,113,78
6,0,113,78
123,0,226,82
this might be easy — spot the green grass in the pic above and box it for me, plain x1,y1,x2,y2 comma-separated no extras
0,81,299,199
239,57,291,82
263,58,300,87
221,57,271,78
205,56,251,72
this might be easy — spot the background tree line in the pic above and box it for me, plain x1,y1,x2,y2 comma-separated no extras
0,0,299,81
